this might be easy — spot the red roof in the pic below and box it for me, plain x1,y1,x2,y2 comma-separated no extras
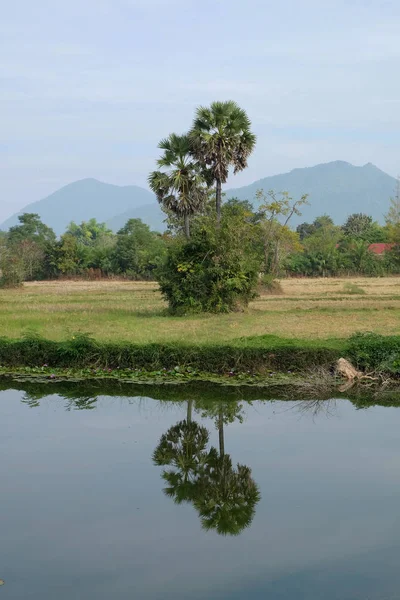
368,243,394,255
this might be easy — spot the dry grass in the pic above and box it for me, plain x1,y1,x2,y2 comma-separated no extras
1,277,400,343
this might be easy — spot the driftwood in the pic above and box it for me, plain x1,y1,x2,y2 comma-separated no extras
336,358,363,381
336,358,378,391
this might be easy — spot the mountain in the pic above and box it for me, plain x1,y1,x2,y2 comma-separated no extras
1,162,396,235
106,202,166,232
227,161,396,225
0,178,157,235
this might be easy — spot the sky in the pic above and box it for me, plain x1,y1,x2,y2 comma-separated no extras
1,0,400,222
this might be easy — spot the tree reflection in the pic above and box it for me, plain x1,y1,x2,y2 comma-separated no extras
153,400,209,504
294,398,339,420
195,448,260,536
153,399,261,536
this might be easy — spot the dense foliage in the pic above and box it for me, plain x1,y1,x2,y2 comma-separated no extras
157,202,261,313
0,214,165,286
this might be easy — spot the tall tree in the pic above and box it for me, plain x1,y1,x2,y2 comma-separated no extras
148,133,206,239
190,101,256,226
8,213,56,247
341,213,385,242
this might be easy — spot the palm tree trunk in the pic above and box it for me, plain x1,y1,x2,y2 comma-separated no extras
218,407,225,457
184,214,190,239
216,179,222,227
272,241,280,274
186,398,193,424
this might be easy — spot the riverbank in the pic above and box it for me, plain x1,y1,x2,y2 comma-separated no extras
0,333,341,372
0,331,398,383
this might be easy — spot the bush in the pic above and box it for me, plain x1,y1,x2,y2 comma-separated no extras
347,332,400,373
0,253,25,288
156,220,260,314
0,333,340,373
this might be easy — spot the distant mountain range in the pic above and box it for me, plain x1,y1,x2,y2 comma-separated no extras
1,161,397,234
229,161,396,225
0,179,165,234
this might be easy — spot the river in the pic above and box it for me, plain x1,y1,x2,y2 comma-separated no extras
1,383,399,599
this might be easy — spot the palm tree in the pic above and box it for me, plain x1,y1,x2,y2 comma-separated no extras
152,402,210,504
189,101,256,226
148,133,207,239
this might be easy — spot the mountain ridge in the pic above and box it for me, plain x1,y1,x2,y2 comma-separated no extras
1,161,396,234
227,160,396,224
0,178,157,235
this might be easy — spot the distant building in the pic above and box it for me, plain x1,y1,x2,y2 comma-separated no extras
368,243,394,255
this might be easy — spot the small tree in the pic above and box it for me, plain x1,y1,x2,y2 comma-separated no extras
256,190,308,275
57,234,81,276
112,218,165,278
65,219,113,246
0,245,25,287
6,213,57,280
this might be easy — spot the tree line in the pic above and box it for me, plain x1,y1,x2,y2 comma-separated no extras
3,197,399,287
0,213,165,286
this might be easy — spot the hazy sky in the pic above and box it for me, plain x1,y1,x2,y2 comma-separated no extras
2,0,400,221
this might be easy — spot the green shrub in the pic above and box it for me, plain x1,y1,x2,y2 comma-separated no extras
0,254,25,288
0,333,340,373
156,224,260,314
347,332,400,373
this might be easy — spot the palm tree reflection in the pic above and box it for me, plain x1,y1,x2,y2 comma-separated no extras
152,399,209,505
153,399,261,536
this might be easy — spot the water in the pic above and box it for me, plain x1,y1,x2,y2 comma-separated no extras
2,383,400,599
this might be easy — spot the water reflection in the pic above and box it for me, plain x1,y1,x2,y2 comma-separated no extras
5,382,400,598
294,398,339,420
153,399,261,536
9,381,400,542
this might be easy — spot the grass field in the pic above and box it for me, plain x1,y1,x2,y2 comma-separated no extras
1,276,399,344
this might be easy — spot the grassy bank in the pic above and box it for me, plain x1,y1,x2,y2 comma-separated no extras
0,331,398,378
0,333,341,373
